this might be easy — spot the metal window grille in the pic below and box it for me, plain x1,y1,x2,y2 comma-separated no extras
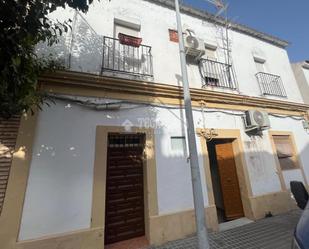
199,58,237,89
101,36,153,77
255,72,287,97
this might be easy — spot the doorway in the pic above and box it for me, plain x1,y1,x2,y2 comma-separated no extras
207,139,244,223
104,133,146,245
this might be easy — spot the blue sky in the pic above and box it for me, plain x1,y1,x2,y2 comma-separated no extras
183,0,308,62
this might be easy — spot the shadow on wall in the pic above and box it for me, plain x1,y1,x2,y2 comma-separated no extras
2,98,309,242
204,135,309,221
9,99,164,241
35,12,103,74
242,133,309,193
69,13,103,74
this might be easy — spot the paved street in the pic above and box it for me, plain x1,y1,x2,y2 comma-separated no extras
150,210,301,249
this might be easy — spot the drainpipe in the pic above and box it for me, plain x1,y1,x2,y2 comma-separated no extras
174,1,210,249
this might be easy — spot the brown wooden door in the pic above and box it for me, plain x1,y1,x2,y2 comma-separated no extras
105,134,145,245
215,142,244,220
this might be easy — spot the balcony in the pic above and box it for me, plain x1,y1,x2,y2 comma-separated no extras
199,58,238,90
101,36,153,78
255,72,287,97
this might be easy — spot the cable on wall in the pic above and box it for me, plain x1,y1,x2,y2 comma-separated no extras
47,93,306,122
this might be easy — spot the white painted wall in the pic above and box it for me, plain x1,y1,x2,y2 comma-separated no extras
292,63,309,104
304,67,309,83
19,99,209,240
44,0,303,103
241,132,282,196
270,115,309,188
17,0,309,241
18,101,96,240
19,98,309,240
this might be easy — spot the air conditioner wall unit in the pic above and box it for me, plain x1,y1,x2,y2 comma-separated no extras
244,110,270,132
184,34,205,58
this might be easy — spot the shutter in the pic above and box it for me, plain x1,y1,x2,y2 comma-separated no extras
0,116,20,215
273,135,297,170
115,24,139,38
205,48,216,60
274,137,293,158
255,61,265,73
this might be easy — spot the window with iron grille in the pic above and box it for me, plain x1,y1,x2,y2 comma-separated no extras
101,18,153,77
255,72,287,97
199,58,237,89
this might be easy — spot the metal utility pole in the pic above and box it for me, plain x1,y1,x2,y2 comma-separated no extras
174,1,210,249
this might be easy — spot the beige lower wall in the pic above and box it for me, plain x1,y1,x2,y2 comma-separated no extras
0,116,301,249
0,112,38,249
147,190,299,247
16,228,104,249
148,190,298,246
12,206,217,249
4,190,298,249
250,191,297,220
149,205,218,246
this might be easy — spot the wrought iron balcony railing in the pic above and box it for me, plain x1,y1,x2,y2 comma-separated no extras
101,36,153,77
255,72,287,97
199,58,238,90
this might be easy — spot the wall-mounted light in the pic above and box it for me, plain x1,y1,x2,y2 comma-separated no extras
199,128,219,142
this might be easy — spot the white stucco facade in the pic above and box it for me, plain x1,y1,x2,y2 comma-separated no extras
19,99,309,240
42,0,303,103
14,0,309,245
292,61,309,104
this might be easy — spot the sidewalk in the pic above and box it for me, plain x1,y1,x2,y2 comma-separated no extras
150,210,301,249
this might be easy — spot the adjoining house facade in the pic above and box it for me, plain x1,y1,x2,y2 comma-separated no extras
292,61,309,105
1,0,309,248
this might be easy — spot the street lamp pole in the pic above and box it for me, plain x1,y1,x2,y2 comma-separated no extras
174,1,210,249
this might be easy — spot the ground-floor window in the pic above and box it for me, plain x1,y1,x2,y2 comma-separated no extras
272,135,299,170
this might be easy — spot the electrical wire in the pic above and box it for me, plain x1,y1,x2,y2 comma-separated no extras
48,93,305,121
268,113,304,121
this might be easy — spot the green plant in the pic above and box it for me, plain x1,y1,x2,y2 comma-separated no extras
0,0,96,118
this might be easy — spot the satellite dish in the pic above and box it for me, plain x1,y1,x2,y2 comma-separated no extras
253,111,265,126
186,36,199,49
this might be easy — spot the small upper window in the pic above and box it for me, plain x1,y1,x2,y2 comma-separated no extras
114,18,140,38
171,136,186,153
254,56,266,73
204,42,217,60
255,60,265,73
205,47,217,60
114,24,140,38
302,61,309,70
273,135,298,170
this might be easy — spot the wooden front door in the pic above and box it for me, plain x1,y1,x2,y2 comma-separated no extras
215,142,244,220
105,134,145,245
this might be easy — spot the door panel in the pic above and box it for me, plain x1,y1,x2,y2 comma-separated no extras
105,134,145,245
215,142,244,220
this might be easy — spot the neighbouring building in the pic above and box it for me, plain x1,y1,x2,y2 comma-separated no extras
1,0,309,248
292,61,309,105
